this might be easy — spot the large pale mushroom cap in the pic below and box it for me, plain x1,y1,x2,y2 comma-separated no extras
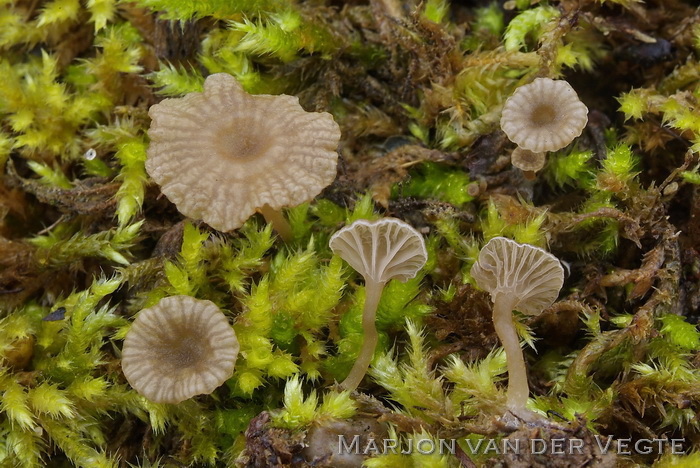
500,78,588,153
122,295,239,404
470,237,564,315
146,73,341,232
329,218,427,284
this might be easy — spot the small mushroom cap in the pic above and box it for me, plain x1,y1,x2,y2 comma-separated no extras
511,147,546,172
470,237,564,315
146,73,341,232
329,218,427,284
500,78,588,153
122,295,239,404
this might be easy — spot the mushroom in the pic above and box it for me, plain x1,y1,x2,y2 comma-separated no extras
511,147,546,173
500,78,588,175
146,73,341,241
470,237,564,419
329,218,427,390
122,295,239,404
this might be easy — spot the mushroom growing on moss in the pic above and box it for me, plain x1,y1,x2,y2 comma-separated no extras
121,295,239,404
511,147,546,174
501,78,588,175
146,73,341,241
470,237,564,420
330,218,427,390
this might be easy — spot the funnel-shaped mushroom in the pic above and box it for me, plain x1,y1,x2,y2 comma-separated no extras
146,73,341,241
500,78,588,154
470,237,563,418
122,295,239,404
330,218,427,390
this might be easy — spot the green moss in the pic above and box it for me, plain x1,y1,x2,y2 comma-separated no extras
1,0,699,465
546,147,595,189
653,452,700,468
270,376,356,429
659,315,700,352
133,0,290,20
393,162,474,206
29,221,142,267
504,5,559,52
149,63,205,97
480,199,547,247
422,0,450,24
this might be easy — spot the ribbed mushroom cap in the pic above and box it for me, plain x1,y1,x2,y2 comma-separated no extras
470,237,564,315
329,218,427,284
500,78,588,153
511,147,546,172
122,295,239,404
146,73,341,232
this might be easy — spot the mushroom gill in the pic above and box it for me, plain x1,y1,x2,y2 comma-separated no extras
330,218,427,390
146,73,341,237
121,295,239,404
471,237,564,420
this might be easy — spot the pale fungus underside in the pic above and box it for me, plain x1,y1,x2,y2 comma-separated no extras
122,295,239,404
330,218,428,390
471,237,564,419
146,73,341,235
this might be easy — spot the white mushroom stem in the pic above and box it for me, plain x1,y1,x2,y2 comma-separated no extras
258,204,293,242
491,293,530,414
341,280,385,391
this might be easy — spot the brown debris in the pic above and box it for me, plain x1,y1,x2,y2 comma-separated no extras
151,220,185,258
534,299,590,347
153,17,205,64
53,20,95,69
0,237,40,310
5,161,119,217
0,183,29,236
558,207,643,248
303,417,388,468
347,144,455,207
599,242,667,301
483,417,617,468
238,412,306,468
427,284,499,365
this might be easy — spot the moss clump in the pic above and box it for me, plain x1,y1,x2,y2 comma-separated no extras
1,0,700,466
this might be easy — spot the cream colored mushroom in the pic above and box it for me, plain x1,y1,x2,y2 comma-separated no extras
146,73,341,241
501,78,588,154
511,147,546,173
470,237,564,419
330,218,427,390
122,295,239,404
